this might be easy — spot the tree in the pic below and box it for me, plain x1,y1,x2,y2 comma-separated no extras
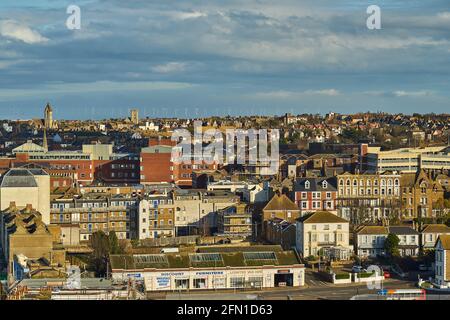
108,231,122,254
89,231,110,277
384,233,400,258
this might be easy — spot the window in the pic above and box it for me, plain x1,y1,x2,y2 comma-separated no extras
324,225,329,230
305,180,310,189
230,277,245,288
193,278,207,289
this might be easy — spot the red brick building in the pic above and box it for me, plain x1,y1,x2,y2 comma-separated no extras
293,177,338,214
140,138,217,187
0,141,139,188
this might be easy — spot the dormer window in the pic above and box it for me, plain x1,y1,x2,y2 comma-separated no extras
305,180,310,189
322,181,328,189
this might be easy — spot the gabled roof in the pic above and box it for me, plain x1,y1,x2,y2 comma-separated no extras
437,235,450,250
297,211,348,224
388,226,419,235
294,177,337,192
356,225,388,235
12,141,45,154
263,194,298,211
421,224,450,234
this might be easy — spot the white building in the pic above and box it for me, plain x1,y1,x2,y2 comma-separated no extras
354,226,388,258
366,145,450,173
295,211,351,260
435,235,450,288
139,121,159,132
173,190,239,236
0,168,50,224
110,246,305,291
138,194,175,240
421,224,450,251
388,226,420,256
207,180,270,204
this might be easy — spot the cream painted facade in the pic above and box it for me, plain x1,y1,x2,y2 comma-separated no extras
367,146,450,173
173,191,239,235
112,266,305,291
0,169,50,224
296,219,351,259
337,172,401,221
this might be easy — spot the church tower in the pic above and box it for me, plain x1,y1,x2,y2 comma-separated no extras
44,102,53,129
130,109,139,125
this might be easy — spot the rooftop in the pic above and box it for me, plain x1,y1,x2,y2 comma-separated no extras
110,245,301,270
421,224,450,234
0,168,48,188
297,211,348,224
263,194,298,211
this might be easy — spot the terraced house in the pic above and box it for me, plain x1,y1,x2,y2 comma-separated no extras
400,170,445,219
50,191,139,240
354,226,388,258
336,171,401,223
420,224,450,251
293,177,337,214
138,193,175,240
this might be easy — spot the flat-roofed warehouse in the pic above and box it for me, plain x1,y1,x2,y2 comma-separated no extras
110,245,305,291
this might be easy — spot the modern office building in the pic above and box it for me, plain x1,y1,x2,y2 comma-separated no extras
365,145,450,173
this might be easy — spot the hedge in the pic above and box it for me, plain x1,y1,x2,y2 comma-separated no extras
358,271,376,278
335,273,350,280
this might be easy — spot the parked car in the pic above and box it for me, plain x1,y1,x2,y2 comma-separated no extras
351,265,367,273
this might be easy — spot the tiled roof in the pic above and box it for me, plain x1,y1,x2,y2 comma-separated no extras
388,226,419,235
297,211,348,224
356,226,388,235
294,177,337,192
263,194,298,211
438,235,450,250
421,224,450,234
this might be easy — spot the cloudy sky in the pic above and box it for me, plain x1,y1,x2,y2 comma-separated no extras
0,0,449,119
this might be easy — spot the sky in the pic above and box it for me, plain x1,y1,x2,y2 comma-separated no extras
0,0,449,120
